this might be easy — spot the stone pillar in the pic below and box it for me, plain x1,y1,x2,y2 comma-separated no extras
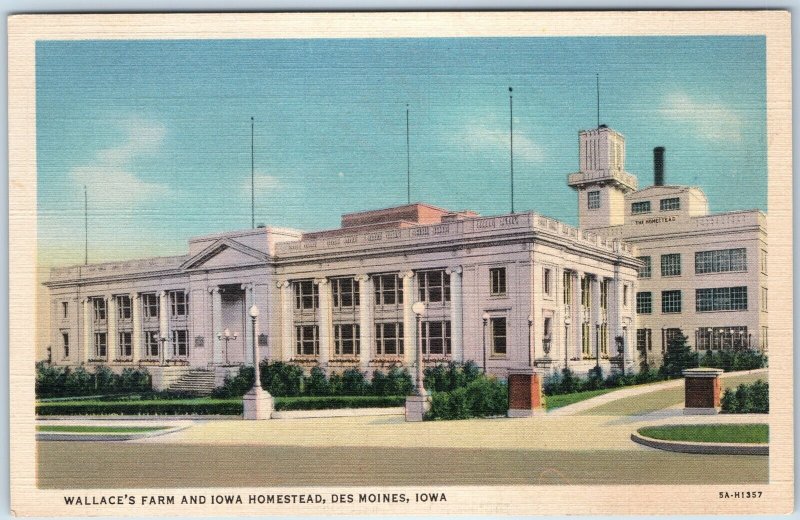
507,368,543,417
401,271,415,366
356,275,373,371
107,296,117,360
572,270,582,361
447,266,464,362
241,283,254,363
316,278,331,367
130,292,141,363
159,290,168,364
683,368,724,415
278,281,293,361
82,297,92,363
209,287,223,365
590,275,600,360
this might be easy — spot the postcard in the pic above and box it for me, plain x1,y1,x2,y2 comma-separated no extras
8,10,793,516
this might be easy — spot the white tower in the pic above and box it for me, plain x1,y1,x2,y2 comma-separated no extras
567,125,638,230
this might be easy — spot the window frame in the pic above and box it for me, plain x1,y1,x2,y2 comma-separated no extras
92,297,107,322
117,294,132,320
695,248,748,274
417,269,451,304
144,330,160,358
660,253,682,277
489,267,507,296
587,190,600,210
637,256,652,279
421,320,452,356
374,274,404,306
142,293,159,319
331,277,360,309
489,317,507,356
375,322,404,356
295,324,320,356
659,197,681,211
333,323,361,356
636,291,652,314
61,332,70,358
631,201,651,215
695,286,748,312
171,329,189,357
661,290,682,314
93,332,107,358
169,290,189,317
118,331,133,358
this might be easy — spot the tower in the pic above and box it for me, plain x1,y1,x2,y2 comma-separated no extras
567,125,638,230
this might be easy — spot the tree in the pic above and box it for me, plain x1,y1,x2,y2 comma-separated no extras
659,330,699,378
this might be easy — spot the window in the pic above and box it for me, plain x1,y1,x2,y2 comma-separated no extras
142,293,159,319
375,322,404,356
334,324,360,356
62,332,70,358
696,287,748,312
422,321,451,356
661,290,682,313
562,271,573,305
172,330,188,357
61,301,69,319
418,270,450,303
637,256,651,278
661,253,681,277
332,278,360,308
636,292,652,314
587,191,600,209
581,322,590,356
664,328,682,353
543,268,553,296
144,330,160,357
294,280,319,310
92,298,107,321
117,295,132,320
600,280,608,310
695,248,747,274
374,274,403,306
631,201,651,214
93,332,107,358
169,290,188,317
118,331,132,358
623,285,629,306
636,329,652,352
599,323,609,355
660,197,680,211
295,325,319,356
581,275,591,307
761,326,768,351
697,326,748,350
760,249,767,275
761,287,767,312
490,267,507,296
490,317,507,356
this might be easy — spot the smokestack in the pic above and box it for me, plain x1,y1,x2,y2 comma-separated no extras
654,147,665,186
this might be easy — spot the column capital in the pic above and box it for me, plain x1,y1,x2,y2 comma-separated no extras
208,286,219,294
276,280,291,289
240,282,254,291
129,291,140,300
354,274,370,282
446,266,463,275
400,270,415,279
314,277,329,286
158,290,167,298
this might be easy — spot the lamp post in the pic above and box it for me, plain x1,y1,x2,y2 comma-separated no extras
249,305,260,386
527,315,534,368
159,335,168,366
620,326,627,376
218,328,238,365
412,301,426,396
482,312,490,374
595,323,600,371
661,327,666,355
243,303,273,420
564,317,570,370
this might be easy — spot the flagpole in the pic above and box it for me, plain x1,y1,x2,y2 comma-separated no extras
251,116,255,229
509,87,514,215
596,73,600,128
406,104,411,205
84,185,88,265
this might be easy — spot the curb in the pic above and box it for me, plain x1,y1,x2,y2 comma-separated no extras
630,432,768,455
271,407,404,419
36,424,190,442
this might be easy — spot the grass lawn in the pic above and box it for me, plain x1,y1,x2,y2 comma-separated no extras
544,388,615,410
37,425,169,433
638,424,768,444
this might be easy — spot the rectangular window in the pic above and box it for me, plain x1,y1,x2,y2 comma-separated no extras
61,301,69,319
661,253,682,277
623,285,629,307
660,197,680,211
295,325,319,356
581,322,590,356
294,280,319,310
543,268,552,296
374,274,403,306
422,321,451,356
418,270,450,303
760,249,767,275
334,324,360,356
587,191,600,209
169,290,189,317
695,248,747,274
144,330,160,358
332,278,360,308
636,329,652,353
637,256,651,278
92,298,107,321
142,293,159,319
172,329,188,357
698,326,748,350
636,292,652,314
117,295,132,320
94,332,107,358
375,322,404,356
490,267,507,296
62,332,70,358
118,331,132,358
631,201,651,214
661,290,682,314
600,280,608,310
581,275,591,307
562,271,573,305
490,317,507,356
761,287,767,312
761,326,768,351
695,287,748,312
599,323,609,355
664,328,682,353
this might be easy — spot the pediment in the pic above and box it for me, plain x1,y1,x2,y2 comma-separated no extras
181,238,268,271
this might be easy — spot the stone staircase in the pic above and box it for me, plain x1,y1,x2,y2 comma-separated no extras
168,369,217,395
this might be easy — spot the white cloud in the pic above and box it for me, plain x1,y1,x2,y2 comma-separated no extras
458,119,543,162
239,171,282,197
69,118,171,206
658,92,743,142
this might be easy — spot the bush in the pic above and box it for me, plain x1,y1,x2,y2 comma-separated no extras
340,369,369,396
721,379,768,414
699,350,768,372
35,363,69,398
371,367,414,396
211,366,255,398
424,361,481,393
260,361,304,397
426,375,508,420
304,367,330,396
659,331,699,378
35,363,153,398
275,395,405,411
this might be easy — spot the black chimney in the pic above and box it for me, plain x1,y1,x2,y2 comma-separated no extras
654,147,665,186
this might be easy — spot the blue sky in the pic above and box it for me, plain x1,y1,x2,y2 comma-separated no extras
36,36,766,267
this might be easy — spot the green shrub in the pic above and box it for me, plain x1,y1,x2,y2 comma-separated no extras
721,379,768,414
64,367,93,396
35,363,69,398
659,331,699,378
275,395,405,411
260,361,304,397
370,367,414,396
304,367,330,396
340,369,369,396
699,350,767,372
424,361,481,393
35,363,152,398
426,375,508,420
212,366,255,398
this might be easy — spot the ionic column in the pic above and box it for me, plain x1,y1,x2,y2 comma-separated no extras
278,281,293,361
590,275,601,359
401,271,415,366
241,283,255,363
447,266,464,362
159,290,168,363
82,297,92,363
107,296,117,360
356,275,373,371
209,287,222,365
131,292,141,363
316,278,331,367
572,271,582,361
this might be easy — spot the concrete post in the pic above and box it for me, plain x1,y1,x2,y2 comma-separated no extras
131,293,141,363
401,271,415,365
356,275,372,372
683,368,724,415
447,266,463,362
210,287,222,365
316,278,331,368
107,296,117,360
278,281,293,361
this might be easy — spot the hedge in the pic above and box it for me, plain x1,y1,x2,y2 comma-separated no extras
425,376,508,420
721,380,769,414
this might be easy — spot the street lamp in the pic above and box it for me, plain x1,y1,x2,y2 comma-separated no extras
595,323,600,371
620,326,627,376
527,315,534,368
249,305,261,390
159,335,168,366
218,328,238,365
412,301,427,396
481,312,490,374
564,317,570,370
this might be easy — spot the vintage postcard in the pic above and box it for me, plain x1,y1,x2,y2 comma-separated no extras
8,11,793,516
